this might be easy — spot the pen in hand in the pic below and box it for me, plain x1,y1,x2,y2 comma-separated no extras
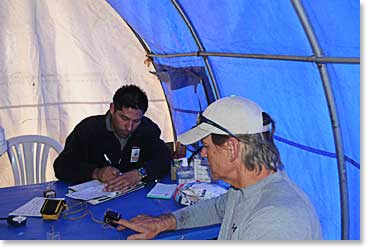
104,154,112,166
104,153,123,176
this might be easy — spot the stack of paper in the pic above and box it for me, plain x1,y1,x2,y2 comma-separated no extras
146,183,177,199
66,180,145,205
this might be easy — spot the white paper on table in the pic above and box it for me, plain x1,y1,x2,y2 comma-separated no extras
9,197,64,217
68,180,103,193
66,180,117,201
66,179,145,204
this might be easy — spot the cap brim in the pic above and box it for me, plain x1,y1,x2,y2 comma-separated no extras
177,123,212,145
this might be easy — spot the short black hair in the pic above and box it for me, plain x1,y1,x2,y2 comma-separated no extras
113,84,148,113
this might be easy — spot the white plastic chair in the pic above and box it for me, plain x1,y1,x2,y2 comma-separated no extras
6,135,63,185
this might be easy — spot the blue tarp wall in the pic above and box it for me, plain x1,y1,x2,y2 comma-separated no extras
107,0,360,240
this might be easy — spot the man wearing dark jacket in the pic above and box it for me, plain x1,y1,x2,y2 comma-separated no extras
53,85,171,192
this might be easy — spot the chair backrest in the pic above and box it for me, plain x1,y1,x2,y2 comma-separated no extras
6,135,63,185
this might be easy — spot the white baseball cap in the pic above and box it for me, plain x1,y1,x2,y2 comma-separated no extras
178,96,270,145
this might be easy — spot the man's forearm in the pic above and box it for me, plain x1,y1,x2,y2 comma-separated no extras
158,213,177,232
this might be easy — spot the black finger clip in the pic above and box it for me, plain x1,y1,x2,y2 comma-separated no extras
103,210,121,228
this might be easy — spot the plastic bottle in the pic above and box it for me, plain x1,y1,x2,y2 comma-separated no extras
176,158,195,184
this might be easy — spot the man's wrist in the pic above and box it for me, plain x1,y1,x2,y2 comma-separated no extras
137,167,148,179
158,213,177,231
92,168,101,180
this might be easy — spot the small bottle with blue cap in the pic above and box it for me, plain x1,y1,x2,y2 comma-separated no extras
176,158,195,185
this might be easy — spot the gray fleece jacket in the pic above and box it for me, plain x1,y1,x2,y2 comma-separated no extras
172,170,322,240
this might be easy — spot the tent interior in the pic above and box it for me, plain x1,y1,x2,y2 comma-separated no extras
0,0,360,240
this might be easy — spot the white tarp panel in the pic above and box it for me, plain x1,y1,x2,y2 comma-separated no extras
0,0,174,187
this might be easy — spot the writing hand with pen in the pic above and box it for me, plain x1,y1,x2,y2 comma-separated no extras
91,154,142,192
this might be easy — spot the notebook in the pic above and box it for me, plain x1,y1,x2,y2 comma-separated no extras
146,183,177,199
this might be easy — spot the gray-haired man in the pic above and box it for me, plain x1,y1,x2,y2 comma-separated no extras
114,96,322,240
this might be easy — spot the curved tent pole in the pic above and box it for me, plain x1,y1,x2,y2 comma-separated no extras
291,0,349,240
118,17,178,143
147,52,359,64
171,0,220,102
124,19,151,55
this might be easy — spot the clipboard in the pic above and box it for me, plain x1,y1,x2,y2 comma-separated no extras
66,180,145,205
87,182,145,205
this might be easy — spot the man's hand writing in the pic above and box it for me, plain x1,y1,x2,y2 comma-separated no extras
92,166,120,182
115,214,177,240
104,169,141,192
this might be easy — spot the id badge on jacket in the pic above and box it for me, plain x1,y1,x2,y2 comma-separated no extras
130,146,140,163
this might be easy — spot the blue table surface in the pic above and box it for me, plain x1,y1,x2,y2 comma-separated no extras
0,178,220,240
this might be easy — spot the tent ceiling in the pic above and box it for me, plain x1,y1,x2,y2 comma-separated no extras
0,0,360,240
107,0,360,240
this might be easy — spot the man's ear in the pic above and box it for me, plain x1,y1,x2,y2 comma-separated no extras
110,103,115,113
226,137,240,162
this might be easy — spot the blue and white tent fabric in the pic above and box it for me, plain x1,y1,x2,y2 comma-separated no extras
0,0,360,240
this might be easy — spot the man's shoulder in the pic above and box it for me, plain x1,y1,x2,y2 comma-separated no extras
76,114,106,130
137,116,161,136
79,114,105,123
141,116,158,126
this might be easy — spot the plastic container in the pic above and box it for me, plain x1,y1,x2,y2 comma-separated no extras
193,158,212,183
176,158,195,185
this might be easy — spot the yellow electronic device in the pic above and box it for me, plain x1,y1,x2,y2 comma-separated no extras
40,199,67,220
